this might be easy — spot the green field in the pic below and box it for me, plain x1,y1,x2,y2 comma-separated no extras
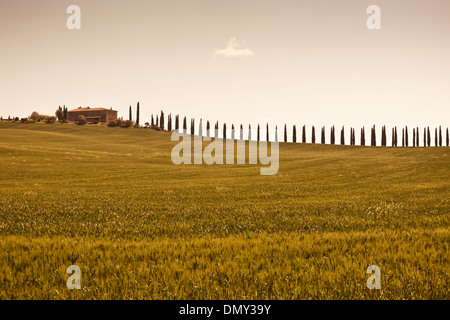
0,122,448,299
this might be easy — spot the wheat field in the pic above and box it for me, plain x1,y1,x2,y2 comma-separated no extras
0,122,448,299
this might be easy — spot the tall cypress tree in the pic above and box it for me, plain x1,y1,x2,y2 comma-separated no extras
302,125,306,143
248,124,252,141
151,114,154,127
293,125,297,143
129,106,132,121
423,128,427,147
340,126,345,145
413,128,416,147
240,124,243,140
331,126,335,145
183,116,187,133
136,102,140,126
361,127,365,146
405,126,408,147
231,124,235,140
435,128,438,146
416,127,419,147
175,115,179,131
427,127,431,147
257,124,260,141
206,121,210,137
160,111,165,131
312,126,316,144
321,126,325,144
439,126,442,147
167,114,172,131
447,128,449,147
215,121,218,138
275,126,278,142
223,123,227,139
284,124,287,143
266,123,269,141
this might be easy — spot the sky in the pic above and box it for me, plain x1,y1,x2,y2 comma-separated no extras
1,0,449,142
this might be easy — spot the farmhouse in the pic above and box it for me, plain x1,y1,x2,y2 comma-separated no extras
67,107,118,123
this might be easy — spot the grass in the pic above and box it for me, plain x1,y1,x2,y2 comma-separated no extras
0,121,448,299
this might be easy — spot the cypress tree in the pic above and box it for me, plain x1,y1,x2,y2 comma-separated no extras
248,124,252,141
284,124,287,143
331,126,335,145
215,121,218,138
151,114,154,126
175,115,179,131
231,124,235,140
257,124,260,141
402,128,405,147
439,126,442,147
129,106,132,121
240,124,243,140
293,125,297,143
136,102,140,126
427,127,431,147
302,125,306,143
183,116,187,133
340,126,345,145
321,126,325,144
361,127,365,146
405,126,408,147
192,119,196,135
266,123,269,141
395,127,398,147
223,123,227,139
312,126,316,144
413,128,416,147
371,125,377,147
168,114,172,131
156,115,159,127
160,111,165,131
275,126,278,142
423,128,426,147
206,121,210,137
447,128,449,147
435,128,438,146
416,127,419,147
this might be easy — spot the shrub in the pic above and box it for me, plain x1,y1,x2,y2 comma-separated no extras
38,115,46,122
122,120,132,128
46,116,57,124
20,118,28,123
14,117,19,122
77,115,87,125
107,120,118,127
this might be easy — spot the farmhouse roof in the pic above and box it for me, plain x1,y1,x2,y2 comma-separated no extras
68,107,116,112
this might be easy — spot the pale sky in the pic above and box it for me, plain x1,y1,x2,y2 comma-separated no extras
1,0,449,142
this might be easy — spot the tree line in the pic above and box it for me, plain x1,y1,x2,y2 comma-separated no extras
127,103,449,147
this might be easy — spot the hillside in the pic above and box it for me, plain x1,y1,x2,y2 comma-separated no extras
0,122,448,299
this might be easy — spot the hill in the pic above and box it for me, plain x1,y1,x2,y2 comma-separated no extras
0,122,448,299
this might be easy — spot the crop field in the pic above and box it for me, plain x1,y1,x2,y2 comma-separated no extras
0,122,448,299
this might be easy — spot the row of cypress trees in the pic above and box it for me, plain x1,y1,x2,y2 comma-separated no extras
130,103,449,147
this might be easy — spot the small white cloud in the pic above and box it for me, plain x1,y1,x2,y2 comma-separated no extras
215,37,255,58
